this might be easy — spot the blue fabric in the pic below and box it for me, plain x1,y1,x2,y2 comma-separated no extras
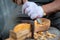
0,0,18,38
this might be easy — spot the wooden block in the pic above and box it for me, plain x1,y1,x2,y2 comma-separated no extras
10,30,17,39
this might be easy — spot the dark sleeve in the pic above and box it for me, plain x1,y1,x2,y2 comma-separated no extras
28,0,53,3
28,0,54,5
47,12,60,30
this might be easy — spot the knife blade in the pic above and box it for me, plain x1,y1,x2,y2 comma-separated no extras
36,18,42,24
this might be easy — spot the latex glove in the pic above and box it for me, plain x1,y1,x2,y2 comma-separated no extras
22,1,44,19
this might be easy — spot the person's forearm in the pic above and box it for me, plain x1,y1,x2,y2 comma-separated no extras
42,0,60,15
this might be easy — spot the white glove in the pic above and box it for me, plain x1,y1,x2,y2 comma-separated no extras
22,1,44,19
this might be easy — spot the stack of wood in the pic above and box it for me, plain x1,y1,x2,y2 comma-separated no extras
6,31,56,40
6,18,51,40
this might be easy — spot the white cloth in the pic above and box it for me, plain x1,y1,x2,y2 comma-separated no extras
22,1,44,19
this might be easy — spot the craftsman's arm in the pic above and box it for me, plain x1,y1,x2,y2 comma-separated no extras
13,0,60,14
42,0,60,15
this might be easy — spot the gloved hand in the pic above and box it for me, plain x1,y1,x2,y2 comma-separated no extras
22,1,44,19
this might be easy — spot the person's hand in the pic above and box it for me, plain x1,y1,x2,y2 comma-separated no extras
22,1,44,19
